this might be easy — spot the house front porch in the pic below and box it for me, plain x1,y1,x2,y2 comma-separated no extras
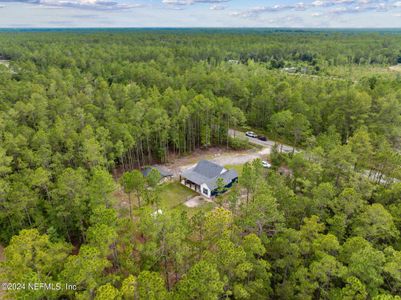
180,176,201,193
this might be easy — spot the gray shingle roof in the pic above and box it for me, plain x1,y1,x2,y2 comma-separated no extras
192,160,224,178
142,165,173,178
182,160,238,191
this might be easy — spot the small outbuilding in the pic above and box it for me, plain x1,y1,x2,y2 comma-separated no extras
141,165,174,183
180,160,238,198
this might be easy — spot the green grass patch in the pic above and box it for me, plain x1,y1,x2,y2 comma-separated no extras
159,182,216,217
225,163,271,181
225,164,244,177
158,181,198,209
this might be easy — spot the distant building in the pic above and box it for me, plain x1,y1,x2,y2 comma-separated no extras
180,160,238,198
283,67,297,73
141,165,173,183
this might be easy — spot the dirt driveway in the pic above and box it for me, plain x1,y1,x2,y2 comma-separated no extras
159,129,298,176
228,129,296,153
165,146,272,176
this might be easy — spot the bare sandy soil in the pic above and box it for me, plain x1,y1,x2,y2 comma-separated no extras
114,129,294,180
184,195,212,208
165,146,271,177
389,65,401,72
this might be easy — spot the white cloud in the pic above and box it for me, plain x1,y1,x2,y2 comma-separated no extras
0,0,144,10
295,2,307,10
162,0,192,4
312,0,355,7
209,4,227,10
312,0,329,7
229,0,400,19
334,0,355,4
210,4,226,10
2,0,401,26
162,0,230,5
230,4,298,18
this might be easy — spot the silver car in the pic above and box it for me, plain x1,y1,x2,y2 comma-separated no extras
262,160,272,168
245,131,257,138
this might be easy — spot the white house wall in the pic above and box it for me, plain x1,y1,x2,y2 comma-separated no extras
200,183,211,198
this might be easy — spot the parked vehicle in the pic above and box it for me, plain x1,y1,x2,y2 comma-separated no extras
261,160,272,168
258,136,267,141
245,131,258,138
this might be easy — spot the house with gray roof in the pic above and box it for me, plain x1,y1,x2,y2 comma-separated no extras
180,160,238,198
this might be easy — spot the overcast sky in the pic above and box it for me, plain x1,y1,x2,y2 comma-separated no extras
1,0,401,28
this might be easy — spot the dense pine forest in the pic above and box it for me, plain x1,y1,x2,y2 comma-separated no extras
0,29,401,299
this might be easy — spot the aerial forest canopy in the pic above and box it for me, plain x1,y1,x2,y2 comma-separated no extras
0,29,401,299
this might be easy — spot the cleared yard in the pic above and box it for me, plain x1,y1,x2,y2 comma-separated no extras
158,182,215,217
225,164,244,177
114,141,277,215
158,182,198,209
115,181,197,211
224,162,271,177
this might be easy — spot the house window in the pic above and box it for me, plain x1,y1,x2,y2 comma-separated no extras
202,188,209,196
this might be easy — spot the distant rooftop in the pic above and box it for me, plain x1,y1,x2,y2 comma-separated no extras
142,165,173,178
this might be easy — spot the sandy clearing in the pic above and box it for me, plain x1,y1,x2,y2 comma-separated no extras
184,196,212,208
165,130,297,175
389,65,401,72
167,146,271,176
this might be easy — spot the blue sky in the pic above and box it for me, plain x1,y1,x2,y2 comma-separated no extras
1,0,401,28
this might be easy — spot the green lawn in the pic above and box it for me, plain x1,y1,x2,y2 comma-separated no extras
225,164,244,177
126,182,211,219
158,181,198,209
158,182,218,216
225,163,270,181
